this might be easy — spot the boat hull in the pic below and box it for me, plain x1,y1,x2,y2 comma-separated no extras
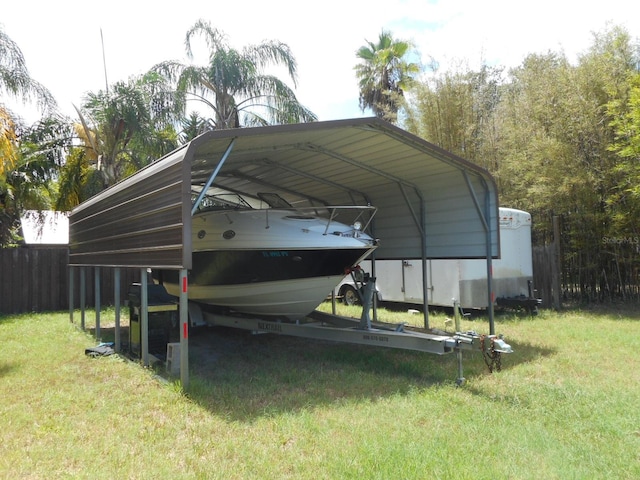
189,248,372,285
184,275,347,318
159,246,373,319
156,207,376,319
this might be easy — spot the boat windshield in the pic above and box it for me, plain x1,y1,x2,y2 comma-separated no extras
192,191,254,211
257,192,293,208
191,188,377,235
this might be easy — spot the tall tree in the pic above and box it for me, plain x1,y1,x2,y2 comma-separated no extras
0,26,58,245
492,26,639,299
607,71,640,236
404,63,503,170
400,24,640,300
0,27,56,115
354,30,420,123
0,107,17,178
179,112,213,144
153,19,316,130
0,108,19,244
0,116,72,245
69,72,179,192
1,25,57,183
596,26,640,238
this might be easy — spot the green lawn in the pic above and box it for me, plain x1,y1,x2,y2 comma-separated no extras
1,305,639,479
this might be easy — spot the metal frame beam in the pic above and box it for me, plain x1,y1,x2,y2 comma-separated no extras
462,170,497,334
191,138,236,215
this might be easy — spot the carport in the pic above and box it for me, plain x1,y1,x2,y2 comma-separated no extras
68,117,500,388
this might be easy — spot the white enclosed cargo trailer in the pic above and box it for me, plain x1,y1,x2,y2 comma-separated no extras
336,207,540,311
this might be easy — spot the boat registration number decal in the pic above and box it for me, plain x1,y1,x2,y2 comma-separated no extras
261,251,289,258
258,322,282,333
362,334,389,343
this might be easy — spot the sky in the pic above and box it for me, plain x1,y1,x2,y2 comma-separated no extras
2,0,639,124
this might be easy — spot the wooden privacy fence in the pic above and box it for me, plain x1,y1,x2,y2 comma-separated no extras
5,244,636,315
532,243,640,307
532,244,560,309
0,246,138,315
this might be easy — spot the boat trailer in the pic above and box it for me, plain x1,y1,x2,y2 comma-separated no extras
199,277,512,385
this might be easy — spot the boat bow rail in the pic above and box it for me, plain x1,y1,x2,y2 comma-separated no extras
317,205,377,238
191,188,377,241
264,204,377,240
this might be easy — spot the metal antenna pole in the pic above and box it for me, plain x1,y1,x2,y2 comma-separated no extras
100,28,109,94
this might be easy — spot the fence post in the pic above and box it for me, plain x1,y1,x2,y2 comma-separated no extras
94,267,101,340
552,216,561,309
80,267,86,330
114,268,121,352
69,266,74,323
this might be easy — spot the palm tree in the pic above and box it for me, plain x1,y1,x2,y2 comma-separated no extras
72,73,179,190
0,27,56,115
0,108,19,244
354,30,420,123
1,26,57,183
153,19,316,130
179,111,213,143
0,115,72,245
0,108,17,176
1,26,58,245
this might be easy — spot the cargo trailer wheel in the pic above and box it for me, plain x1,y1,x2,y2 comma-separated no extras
342,285,360,306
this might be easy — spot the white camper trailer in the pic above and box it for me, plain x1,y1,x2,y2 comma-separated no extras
335,207,539,311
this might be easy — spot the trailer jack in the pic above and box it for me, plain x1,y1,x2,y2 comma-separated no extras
450,299,513,385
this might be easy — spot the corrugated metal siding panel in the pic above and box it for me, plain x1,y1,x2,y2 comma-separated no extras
69,147,191,268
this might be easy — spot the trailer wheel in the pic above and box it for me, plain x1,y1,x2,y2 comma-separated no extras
342,285,360,306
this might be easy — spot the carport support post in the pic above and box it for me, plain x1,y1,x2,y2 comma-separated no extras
454,300,465,386
114,268,121,352
463,171,496,335
179,269,189,390
141,269,149,367
484,199,496,336
80,267,86,331
421,198,429,330
94,267,101,340
68,266,74,323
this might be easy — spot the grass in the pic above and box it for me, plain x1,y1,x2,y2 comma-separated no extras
1,303,639,479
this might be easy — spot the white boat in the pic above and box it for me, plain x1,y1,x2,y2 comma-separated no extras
156,191,377,319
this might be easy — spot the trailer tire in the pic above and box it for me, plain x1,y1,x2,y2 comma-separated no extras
342,285,360,306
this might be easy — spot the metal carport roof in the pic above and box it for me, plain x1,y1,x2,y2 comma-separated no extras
69,117,499,269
